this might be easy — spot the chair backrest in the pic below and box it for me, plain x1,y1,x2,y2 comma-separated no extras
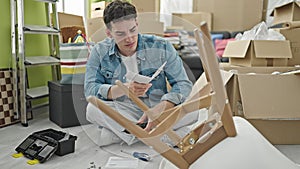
194,28,236,137
194,29,226,114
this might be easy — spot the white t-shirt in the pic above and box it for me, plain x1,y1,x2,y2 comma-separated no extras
120,52,138,82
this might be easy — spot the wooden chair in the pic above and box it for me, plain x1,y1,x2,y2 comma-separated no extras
87,28,237,169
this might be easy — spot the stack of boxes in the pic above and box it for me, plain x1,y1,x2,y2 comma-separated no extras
88,0,163,43
219,1,300,144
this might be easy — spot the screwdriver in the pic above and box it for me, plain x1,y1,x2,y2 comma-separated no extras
120,150,151,162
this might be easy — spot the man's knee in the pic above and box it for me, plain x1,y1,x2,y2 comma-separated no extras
86,103,98,122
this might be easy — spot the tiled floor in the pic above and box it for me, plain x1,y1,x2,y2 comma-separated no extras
1,108,300,169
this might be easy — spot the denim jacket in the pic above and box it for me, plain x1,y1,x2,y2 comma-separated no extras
84,34,192,107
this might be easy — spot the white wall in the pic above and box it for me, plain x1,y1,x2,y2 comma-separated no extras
57,0,85,16
160,0,193,27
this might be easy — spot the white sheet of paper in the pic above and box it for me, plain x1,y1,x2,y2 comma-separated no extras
104,156,138,169
126,61,167,84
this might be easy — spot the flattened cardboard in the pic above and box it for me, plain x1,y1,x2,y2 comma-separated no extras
172,12,212,31
271,1,300,25
193,0,264,31
223,40,292,67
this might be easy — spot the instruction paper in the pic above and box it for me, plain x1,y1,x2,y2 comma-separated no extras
104,156,138,169
126,61,167,84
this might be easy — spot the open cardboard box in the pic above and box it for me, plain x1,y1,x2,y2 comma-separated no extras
223,40,292,67
57,12,86,43
220,65,300,144
271,1,300,25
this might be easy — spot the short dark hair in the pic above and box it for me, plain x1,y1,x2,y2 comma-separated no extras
103,0,137,29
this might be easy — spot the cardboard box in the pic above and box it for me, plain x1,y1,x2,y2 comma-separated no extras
221,66,300,144
91,1,106,10
238,70,300,119
91,1,107,18
193,0,265,32
248,119,300,145
238,67,300,144
275,27,300,66
91,10,104,18
271,1,300,25
172,12,212,31
131,0,160,13
262,0,269,21
86,17,106,43
86,14,163,43
138,13,163,35
58,12,84,29
223,40,292,67
57,12,85,43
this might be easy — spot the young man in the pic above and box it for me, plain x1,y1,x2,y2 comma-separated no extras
84,0,197,146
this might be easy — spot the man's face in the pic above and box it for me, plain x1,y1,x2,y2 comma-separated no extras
107,19,139,56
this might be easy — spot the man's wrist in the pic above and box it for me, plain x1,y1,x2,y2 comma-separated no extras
163,100,175,109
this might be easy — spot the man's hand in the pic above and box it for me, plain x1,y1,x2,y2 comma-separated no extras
108,81,151,99
138,100,175,132
128,81,152,97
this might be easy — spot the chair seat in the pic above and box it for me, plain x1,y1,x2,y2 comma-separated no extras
159,116,300,169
